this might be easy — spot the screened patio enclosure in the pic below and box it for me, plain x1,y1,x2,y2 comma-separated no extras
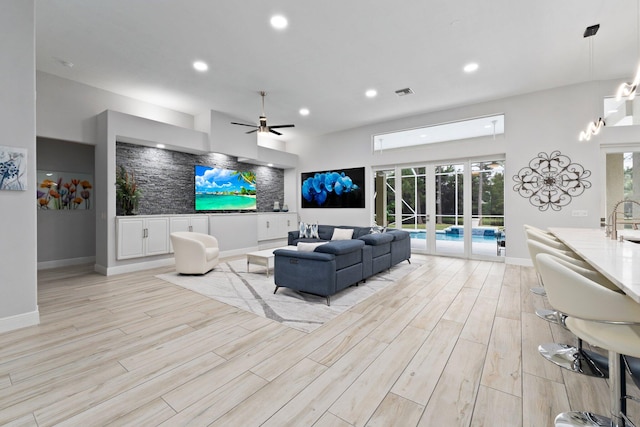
374,160,505,259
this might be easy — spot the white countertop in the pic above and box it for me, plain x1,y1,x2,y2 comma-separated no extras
549,227,640,302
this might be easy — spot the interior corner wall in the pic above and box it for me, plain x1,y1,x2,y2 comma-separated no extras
0,0,39,332
288,80,624,263
210,110,258,159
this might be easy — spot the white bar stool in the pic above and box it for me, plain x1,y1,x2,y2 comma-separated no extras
524,224,560,240
529,242,615,377
537,253,640,427
525,228,583,297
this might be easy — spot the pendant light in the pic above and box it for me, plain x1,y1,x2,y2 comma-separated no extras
616,1,640,101
579,24,606,141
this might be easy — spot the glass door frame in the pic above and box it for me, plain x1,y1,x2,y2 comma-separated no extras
373,155,505,260
601,143,640,225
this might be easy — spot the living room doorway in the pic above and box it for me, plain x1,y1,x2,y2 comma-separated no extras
374,157,505,260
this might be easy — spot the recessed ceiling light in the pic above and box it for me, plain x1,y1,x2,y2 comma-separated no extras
420,134,427,138
299,108,310,116
268,163,274,167
156,144,165,149
270,15,288,29
484,124,492,129
193,61,208,72
608,109,619,114
365,89,378,98
464,62,479,73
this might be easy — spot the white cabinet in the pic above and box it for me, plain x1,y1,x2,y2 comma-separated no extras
257,213,297,241
169,215,209,234
116,216,170,260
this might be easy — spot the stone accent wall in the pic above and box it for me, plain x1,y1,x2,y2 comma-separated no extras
116,142,284,215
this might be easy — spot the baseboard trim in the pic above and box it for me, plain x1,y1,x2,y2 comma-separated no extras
96,245,283,276
38,256,96,270
220,247,259,259
505,256,532,266
102,258,176,276
0,308,40,334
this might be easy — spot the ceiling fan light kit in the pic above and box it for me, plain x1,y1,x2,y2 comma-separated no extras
230,91,295,136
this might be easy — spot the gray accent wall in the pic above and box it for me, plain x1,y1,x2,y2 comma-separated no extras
116,142,285,215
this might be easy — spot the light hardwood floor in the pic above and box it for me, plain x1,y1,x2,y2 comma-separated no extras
0,254,636,426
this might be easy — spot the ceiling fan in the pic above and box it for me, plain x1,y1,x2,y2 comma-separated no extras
231,91,295,136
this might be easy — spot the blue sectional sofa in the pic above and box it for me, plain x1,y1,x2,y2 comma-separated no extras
274,225,411,305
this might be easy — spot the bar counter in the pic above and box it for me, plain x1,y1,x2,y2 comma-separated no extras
549,227,640,302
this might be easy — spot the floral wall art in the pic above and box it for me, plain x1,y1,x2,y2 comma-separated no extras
513,150,591,211
0,145,27,191
301,167,364,208
36,171,93,210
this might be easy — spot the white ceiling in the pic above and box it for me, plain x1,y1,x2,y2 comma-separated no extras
35,0,638,142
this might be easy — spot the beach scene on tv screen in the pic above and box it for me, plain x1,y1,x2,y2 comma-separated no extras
194,165,256,211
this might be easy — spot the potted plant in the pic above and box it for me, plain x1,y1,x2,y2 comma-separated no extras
115,165,141,215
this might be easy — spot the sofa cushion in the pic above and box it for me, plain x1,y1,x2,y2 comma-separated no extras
331,228,354,240
359,233,394,246
317,225,336,241
315,239,364,271
351,227,373,238
315,239,364,255
385,229,410,240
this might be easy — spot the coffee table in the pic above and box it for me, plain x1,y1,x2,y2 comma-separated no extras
246,246,297,278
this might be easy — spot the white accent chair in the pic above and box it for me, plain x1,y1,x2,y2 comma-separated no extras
170,232,219,275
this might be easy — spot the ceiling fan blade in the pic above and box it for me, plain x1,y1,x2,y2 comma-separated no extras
231,122,258,128
269,124,295,129
269,129,283,136
245,129,259,134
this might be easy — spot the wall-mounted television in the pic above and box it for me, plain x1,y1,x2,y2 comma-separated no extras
195,165,257,211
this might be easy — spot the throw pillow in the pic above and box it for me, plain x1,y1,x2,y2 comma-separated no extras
297,242,326,252
310,222,319,239
331,228,354,240
370,225,386,234
299,221,309,238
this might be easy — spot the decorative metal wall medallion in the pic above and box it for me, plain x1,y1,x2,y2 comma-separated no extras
513,150,591,211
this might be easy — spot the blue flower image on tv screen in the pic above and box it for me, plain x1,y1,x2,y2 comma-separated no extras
301,167,364,208
195,165,257,211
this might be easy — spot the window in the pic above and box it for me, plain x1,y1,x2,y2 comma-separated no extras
373,114,504,152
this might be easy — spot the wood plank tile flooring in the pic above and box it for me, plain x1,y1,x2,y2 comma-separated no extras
0,254,637,426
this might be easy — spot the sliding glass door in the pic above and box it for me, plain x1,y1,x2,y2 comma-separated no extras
471,160,505,257
434,163,464,256
374,157,505,259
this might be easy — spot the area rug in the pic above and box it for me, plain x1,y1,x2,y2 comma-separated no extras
156,258,420,333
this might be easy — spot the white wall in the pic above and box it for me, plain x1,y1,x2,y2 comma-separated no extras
288,80,628,263
33,54,637,266
0,0,39,332
37,72,195,144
